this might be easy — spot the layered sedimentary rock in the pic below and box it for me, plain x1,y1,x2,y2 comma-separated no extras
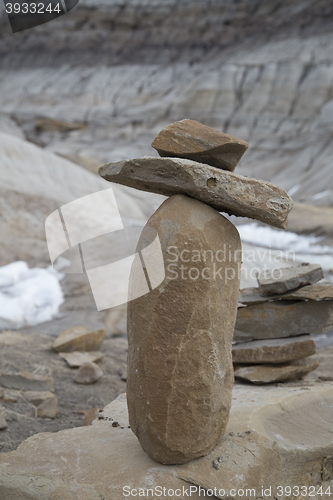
151,119,249,171
239,282,333,305
257,263,324,296
99,157,293,229
127,194,241,464
234,358,319,384
234,300,333,341
232,335,316,364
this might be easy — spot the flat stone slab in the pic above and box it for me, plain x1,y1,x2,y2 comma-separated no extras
1,386,333,500
232,335,317,364
52,327,106,353
234,358,319,384
239,282,333,305
234,300,333,341
151,119,249,171
257,263,324,296
0,371,54,392
99,157,293,229
59,351,105,368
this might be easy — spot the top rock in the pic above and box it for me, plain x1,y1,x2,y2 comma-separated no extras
151,119,249,172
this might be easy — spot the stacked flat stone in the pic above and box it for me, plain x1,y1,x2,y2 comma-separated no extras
99,119,293,465
234,263,333,384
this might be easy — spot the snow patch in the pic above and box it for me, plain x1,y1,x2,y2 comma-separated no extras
237,223,333,272
0,261,64,330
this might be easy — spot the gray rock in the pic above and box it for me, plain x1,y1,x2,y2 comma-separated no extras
234,358,319,384
232,335,316,364
74,362,103,385
99,157,293,229
239,281,333,305
59,351,104,368
257,263,324,296
0,372,54,392
0,413,7,431
127,195,241,465
234,300,333,341
151,119,248,171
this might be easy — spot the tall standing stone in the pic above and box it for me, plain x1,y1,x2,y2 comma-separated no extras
127,195,241,465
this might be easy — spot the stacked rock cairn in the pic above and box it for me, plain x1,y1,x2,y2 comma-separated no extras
99,119,293,465
234,263,333,384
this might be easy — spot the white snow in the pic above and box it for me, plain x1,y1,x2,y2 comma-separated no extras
0,261,64,330
237,223,333,272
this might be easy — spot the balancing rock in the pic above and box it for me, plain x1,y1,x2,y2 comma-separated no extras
127,195,241,464
151,119,249,171
99,157,293,229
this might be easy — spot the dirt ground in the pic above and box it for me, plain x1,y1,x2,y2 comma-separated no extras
0,272,128,453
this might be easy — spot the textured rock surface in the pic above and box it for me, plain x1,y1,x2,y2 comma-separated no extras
239,282,333,305
59,351,104,368
151,119,248,171
235,300,333,341
0,413,7,431
99,157,293,229
127,195,241,464
74,362,103,385
232,335,317,364
257,263,324,296
1,386,333,500
52,327,106,353
0,372,54,392
234,358,319,384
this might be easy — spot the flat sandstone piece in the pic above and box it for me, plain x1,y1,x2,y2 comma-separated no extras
2,388,333,500
151,119,249,171
0,372,54,392
234,300,333,341
257,263,324,296
234,358,319,384
232,335,316,364
239,282,333,305
52,327,106,353
127,195,242,464
59,351,104,368
99,157,293,229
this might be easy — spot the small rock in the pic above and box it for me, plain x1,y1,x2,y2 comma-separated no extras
82,407,103,426
232,335,317,364
52,326,106,353
257,263,324,296
37,397,59,419
59,351,104,368
25,391,56,407
99,157,293,229
151,119,249,171
2,390,18,403
0,413,7,431
25,391,59,419
234,358,319,384
239,281,333,304
234,300,333,341
0,372,54,392
74,362,103,385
